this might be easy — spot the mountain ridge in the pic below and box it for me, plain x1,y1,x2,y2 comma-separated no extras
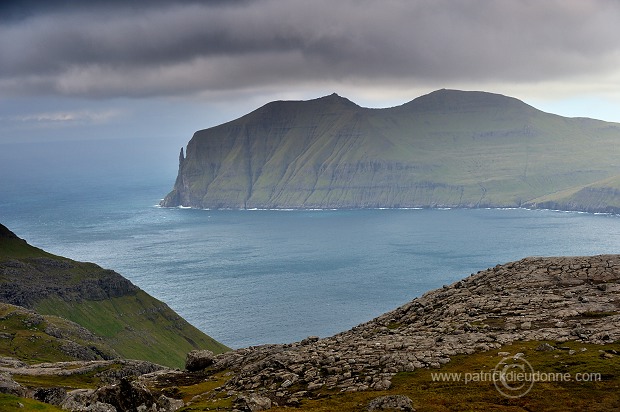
161,89,620,212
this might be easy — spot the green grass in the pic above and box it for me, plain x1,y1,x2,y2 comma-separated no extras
0,238,54,260
0,394,63,411
35,293,229,368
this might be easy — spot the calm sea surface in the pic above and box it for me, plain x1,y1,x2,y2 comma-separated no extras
1,154,620,348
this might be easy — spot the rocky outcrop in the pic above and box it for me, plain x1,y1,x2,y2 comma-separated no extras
185,349,215,372
161,89,620,212
0,358,165,379
0,357,177,411
366,395,414,411
0,258,138,308
177,255,620,406
59,383,184,412
0,371,26,397
234,393,272,411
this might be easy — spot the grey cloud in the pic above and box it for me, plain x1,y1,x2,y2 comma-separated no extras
1,0,619,98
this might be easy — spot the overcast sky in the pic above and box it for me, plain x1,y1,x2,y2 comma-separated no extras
2,0,620,152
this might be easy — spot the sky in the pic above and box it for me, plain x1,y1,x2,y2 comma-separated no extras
2,0,620,172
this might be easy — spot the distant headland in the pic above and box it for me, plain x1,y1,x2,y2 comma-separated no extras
161,89,620,213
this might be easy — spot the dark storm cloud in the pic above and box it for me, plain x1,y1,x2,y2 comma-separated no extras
1,0,619,98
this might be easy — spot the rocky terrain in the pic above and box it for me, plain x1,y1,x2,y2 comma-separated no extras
161,89,620,212
4,254,612,411
167,254,619,408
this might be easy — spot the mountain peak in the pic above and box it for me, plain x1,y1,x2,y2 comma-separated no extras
402,89,536,113
312,92,359,108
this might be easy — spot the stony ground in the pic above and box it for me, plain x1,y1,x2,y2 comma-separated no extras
2,254,619,411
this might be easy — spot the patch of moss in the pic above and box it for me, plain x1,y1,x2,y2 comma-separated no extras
387,321,402,330
0,394,64,411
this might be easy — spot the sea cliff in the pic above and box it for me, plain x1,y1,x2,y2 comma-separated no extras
162,89,620,213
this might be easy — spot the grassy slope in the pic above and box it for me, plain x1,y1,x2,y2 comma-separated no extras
164,90,620,211
0,394,64,412
0,235,229,368
0,302,117,364
33,293,228,369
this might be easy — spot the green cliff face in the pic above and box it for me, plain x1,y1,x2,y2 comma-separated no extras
0,224,229,368
161,89,620,212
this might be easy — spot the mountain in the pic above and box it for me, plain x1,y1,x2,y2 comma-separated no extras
0,223,229,368
161,89,620,212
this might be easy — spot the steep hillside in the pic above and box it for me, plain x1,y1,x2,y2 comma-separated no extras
161,89,620,212
0,302,118,364
0,223,229,368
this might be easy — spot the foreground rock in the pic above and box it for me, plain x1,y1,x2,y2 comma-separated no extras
185,349,215,372
0,358,180,411
367,395,415,411
183,255,620,406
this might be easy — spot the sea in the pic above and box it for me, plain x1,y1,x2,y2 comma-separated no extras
1,139,620,349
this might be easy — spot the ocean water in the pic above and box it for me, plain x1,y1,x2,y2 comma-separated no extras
2,141,620,348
